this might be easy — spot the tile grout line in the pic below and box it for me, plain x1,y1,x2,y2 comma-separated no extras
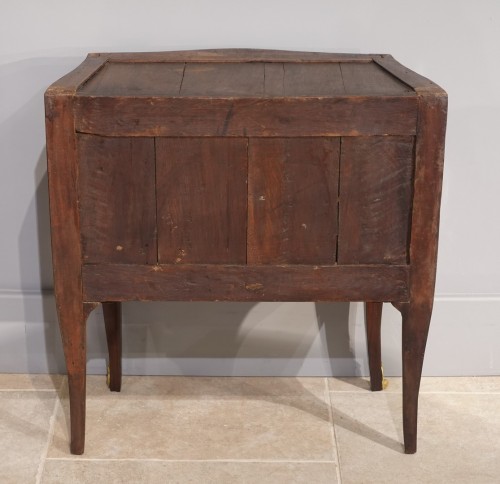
328,390,500,395
35,377,65,484
45,457,338,463
325,378,343,484
0,389,61,393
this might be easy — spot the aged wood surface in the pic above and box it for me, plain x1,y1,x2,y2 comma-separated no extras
373,55,446,94
340,61,413,96
338,136,414,264
80,62,185,97
75,96,417,137
78,134,157,264
82,264,409,302
156,137,247,264
248,138,339,264
365,302,384,391
46,49,447,456
45,90,88,455
103,302,122,392
401,92,447,454
103,49,374,63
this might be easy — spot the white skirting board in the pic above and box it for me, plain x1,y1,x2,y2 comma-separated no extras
0,291,499,377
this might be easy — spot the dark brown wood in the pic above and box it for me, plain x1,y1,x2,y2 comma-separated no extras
338,136,414,264
80,62,185,97
82,264,409,302
103,49,374,63
365,302,384,391
372,55,445,94
402,92,447,454
102,302,122,392
156,137,247,264
46,49,447,456
180,63,264,97
45,88,88,455
78,134,157,264
283,63,345,96
74,96,418,137
248,138,339,264
340,61,414,96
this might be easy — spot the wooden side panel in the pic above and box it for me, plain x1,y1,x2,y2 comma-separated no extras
248,138,339,264
156,138,248,264
338,136,414,264
78,135,157,264
82,263,410,303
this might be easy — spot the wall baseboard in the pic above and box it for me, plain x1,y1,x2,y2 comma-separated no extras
1,291,499,376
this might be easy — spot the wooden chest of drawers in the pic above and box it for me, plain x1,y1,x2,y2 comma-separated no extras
45,49,447,455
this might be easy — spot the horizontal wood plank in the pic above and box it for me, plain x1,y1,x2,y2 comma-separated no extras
103,49,374,63
82,264,409,302
79,62,185,97
74,96,417,137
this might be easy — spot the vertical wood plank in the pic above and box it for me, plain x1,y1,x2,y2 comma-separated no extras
78,135,157,264
248,138,339,264
156,137,248,264
338,136,414,264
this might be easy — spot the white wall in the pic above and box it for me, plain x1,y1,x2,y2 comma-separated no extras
1,1,499,376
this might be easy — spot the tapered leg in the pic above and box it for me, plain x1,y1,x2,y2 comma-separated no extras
401,302,432,454
365,302,384,391
103,302,122,392
57,302,96,455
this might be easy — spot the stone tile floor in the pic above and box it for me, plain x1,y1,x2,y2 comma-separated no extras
1,374,499,483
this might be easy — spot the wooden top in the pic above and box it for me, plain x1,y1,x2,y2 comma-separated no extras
78,60,414,98
45,49,446,137
46,49,445,97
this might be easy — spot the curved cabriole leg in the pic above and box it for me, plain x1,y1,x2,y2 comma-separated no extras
103,302,122,392
365,302,384,391
401,302,432,454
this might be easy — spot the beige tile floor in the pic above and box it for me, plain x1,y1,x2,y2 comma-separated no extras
1,374,499,483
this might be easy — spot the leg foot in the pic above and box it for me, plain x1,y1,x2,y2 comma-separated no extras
103,302,122,392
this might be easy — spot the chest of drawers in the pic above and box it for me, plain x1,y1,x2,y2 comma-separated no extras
45,49,447,455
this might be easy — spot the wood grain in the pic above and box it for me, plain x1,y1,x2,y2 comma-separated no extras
78,135,157,264
82,264,410,302
338,136,414,264
248,138,339,264
340,61,413,96
80,62,185,97
75,96,417,137
156,137,248,264
103,49,374,63
45,90,89,455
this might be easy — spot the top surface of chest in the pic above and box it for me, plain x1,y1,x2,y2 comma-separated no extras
65,49,443,138
78,59,414,98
